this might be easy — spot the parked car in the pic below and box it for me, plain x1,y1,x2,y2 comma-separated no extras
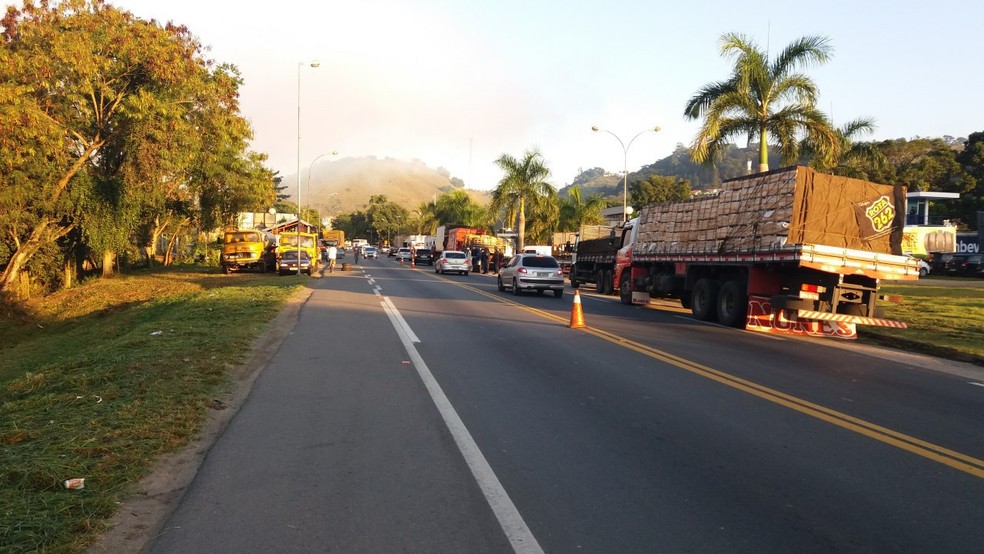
413,248,434,266
927,252,952,274
434,250,470,275
278,250,312,276
395,247,412,261
944,254,983,275
497,253,565,297
380,245,392,255
917,259,931,278
363,246,378,259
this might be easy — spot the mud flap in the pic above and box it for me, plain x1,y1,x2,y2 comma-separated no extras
744,295,857,339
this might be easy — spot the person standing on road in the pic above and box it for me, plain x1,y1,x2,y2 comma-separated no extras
471,246,481,273
354,247,360,264
480,248,489,274
492,247,503,274
327,245,337,273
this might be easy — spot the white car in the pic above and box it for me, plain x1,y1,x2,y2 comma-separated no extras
434,251,470,275
395,247,412,261
497,253,565,297
918,259,930,277
363,246,378,259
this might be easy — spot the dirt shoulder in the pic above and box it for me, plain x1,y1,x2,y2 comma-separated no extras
86,286,313,553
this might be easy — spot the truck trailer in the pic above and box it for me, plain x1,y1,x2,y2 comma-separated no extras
567,224,619,293
615,166,920,338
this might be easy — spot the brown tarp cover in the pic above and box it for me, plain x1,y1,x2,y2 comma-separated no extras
789,168,907,255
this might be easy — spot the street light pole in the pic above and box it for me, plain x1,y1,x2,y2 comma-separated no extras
296,60,320,274
591,125,661,223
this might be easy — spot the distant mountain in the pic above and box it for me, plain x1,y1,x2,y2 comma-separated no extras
292,156,487,216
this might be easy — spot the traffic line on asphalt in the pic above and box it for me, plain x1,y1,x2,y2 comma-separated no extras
380,295,545,554
380,296,420,343
970,382,984,388
443,279,984,481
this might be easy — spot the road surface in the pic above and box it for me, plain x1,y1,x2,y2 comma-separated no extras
140,257,984,553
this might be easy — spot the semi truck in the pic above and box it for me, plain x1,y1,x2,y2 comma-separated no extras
221,229,278,274
567,224,619,293
614,166,920,338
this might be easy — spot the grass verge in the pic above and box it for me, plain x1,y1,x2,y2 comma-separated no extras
0,267,301,552
859,281,984,365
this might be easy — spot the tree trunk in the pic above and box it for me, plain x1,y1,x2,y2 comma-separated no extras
758,125,770,172
0,217,73,294
102,250,116,277
63,254,74,290
517,197,526,252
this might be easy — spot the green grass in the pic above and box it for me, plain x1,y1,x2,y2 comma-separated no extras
0,267,301,552
859,280,984,364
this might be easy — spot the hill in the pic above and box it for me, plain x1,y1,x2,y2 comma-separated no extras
293,156,488,217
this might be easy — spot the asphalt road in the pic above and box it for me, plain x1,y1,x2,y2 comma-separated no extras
147,257,984,553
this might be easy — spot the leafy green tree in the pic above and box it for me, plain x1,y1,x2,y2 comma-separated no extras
0,0,265,292
365,195,409,245
630,175,692,209
490,149,556,250
558,186,607,230
955,132,984,230
432,189,488,228
684,32,839,173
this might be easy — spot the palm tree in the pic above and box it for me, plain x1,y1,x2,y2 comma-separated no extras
559,186,607,230
685,32,840,173
490,149,555,251
804,117,887,178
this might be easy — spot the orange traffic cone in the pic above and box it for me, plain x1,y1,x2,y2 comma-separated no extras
410,256,415,269
569,289,586,329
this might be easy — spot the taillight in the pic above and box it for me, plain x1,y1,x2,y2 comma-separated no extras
799,283,825,301
517,267,528,274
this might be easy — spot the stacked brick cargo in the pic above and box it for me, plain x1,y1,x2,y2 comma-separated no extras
636,169,800,255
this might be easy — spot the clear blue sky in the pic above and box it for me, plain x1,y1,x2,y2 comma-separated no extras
108,0,983,190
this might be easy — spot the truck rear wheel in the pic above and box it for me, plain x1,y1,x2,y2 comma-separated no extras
619,271,632,305
604,270,614,295
570,272,580,289
691,278,720,321
717,280,748,327
595,270,606,294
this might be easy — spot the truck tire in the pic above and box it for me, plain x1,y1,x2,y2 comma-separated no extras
691,278,720,321
570,271,580,289
604,270,614,295
619,271,632,305
716,280,748,327
595,270,606,294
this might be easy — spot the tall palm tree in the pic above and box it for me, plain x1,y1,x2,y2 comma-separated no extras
685,32,840,173
490,149,555,251
559,186,607,230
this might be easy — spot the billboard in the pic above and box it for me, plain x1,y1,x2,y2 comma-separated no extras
901,225,957,257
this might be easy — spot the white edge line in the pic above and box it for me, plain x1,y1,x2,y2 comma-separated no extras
969,382,984,388
384,302,544,554
381,296,420,343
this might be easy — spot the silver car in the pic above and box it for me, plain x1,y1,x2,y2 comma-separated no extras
497,254,565,297
435,250,470,275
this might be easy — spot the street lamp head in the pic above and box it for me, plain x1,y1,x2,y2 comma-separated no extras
591,126,600,132
653,126,661,133
309,60,320,68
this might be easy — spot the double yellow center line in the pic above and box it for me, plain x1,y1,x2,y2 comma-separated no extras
450,277,984,479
